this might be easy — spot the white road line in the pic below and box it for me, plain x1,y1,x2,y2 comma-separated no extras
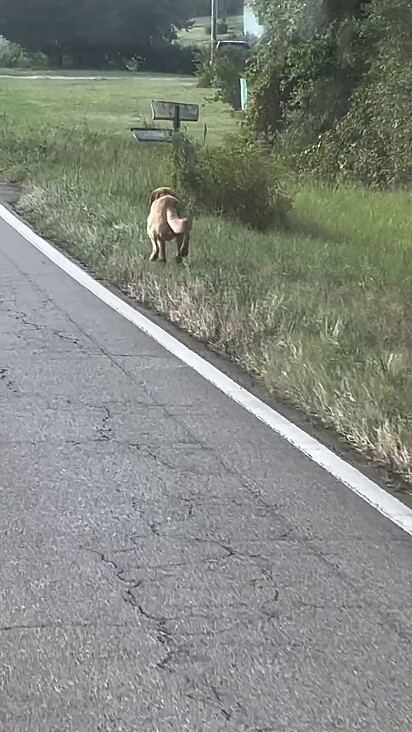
1,202,412,537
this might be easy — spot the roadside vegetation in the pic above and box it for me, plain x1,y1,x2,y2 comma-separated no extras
0,0,411,488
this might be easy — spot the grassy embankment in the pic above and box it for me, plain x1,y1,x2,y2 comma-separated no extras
0,72,411,487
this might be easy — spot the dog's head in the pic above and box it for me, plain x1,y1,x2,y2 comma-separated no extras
149,187,177,205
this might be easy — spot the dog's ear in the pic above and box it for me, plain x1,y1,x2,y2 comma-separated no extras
150,188,167,204
150,187,177,205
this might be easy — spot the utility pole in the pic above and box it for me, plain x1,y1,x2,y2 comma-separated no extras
211,0,218,61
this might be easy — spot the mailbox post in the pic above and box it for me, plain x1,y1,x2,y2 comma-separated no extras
131,100,199,163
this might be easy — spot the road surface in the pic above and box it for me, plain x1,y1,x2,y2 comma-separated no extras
0,217,411,731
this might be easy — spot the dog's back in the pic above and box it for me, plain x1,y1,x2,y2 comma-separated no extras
148,194,191,241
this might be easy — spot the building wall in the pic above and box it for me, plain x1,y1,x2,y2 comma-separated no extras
243,3,264,38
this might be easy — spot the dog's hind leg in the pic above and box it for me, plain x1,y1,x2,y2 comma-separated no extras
180,234,190,259
158,239,166,264
175,234,184,264
149,236,159,262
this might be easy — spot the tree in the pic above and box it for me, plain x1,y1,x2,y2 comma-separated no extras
0,0,194,67
246,0,412,188
245,0,372,141
191,0,243,19
311,0,412,186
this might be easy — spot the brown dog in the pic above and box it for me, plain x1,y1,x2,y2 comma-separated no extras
147,187,192,264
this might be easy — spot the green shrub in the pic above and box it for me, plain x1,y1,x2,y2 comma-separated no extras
30,51,50,69
195,47,214,87
172,135,292,230
203,21,228,36
0,37,30,68
212,48,245,107
195,46,245,107
246,0,412,189
292,0,412,187
217,21,229,34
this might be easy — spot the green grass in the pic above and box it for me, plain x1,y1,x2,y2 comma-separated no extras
178,15,244,46
0,71,411,487
0,73,236,143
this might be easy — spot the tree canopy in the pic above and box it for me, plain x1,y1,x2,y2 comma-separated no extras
191,0,243,19
245,0,411,186
0,0,194,67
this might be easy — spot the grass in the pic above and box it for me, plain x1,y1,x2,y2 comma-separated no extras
0,71,411,488
178,15,244,46
0,73,236,143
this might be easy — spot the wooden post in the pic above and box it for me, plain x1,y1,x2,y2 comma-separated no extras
173,104,181,133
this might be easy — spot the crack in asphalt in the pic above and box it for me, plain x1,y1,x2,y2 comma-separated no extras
86,549,141,590
0,366,20,395
185,682,243,728
136,605,168,624
138,444,210,473
14,311,44,331
51,329,84,348
95,404,112,441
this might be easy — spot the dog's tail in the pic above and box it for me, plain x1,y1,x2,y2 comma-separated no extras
167,209,192,235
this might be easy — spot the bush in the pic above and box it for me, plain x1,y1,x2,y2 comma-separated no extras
212,49,245,107
287,0,412,187
245,18,369,145
217,21,229,34
204,21,229,36
172,135,292,230
139,42,197,74
313,56,412,187
124,55,144,72
30,51,50,69
195,46,245,107
195,47,213,86
246,0,412,189
0,36,30,68
194,46,214,87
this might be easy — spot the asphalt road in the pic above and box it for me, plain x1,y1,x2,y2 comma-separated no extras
1,218,411,732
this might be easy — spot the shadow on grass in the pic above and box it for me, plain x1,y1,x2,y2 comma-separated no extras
283,212,351,247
